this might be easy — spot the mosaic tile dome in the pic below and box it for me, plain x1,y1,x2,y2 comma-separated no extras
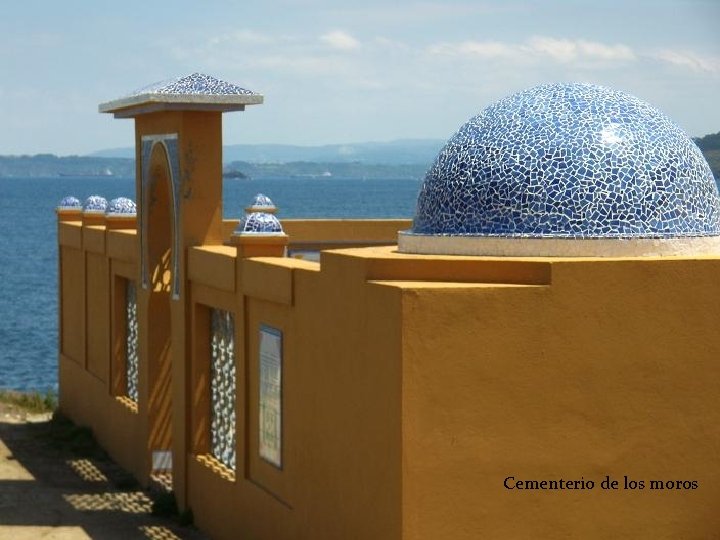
233,212,284,235
400,83,720,256
106,197,136,215
57,196,81,209
99,73,263,117
245,193,277,214
133,73,257,97
82,195,108,213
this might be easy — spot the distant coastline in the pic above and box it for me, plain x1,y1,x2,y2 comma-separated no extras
0,139,442,179
0,157,429,180
1,134,718,180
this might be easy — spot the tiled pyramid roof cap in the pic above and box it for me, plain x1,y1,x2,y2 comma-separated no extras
99,73,263,117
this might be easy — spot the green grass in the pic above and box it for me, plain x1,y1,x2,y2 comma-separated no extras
0,389,57,414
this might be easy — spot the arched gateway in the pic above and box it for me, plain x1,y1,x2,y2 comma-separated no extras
97,73,263,501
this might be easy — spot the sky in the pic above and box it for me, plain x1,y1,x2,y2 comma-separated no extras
0,0,718,155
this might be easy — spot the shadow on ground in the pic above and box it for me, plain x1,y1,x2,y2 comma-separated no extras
0,412,207,540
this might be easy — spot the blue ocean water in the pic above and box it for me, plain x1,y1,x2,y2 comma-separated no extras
0,176,422,392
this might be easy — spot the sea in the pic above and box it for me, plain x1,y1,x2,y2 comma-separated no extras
0,175,423,393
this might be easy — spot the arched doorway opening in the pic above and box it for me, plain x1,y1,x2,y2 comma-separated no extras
146,142,174,467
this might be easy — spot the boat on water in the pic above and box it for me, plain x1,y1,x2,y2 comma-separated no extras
59,167,114,177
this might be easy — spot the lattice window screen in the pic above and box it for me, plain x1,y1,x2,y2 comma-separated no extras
126,280,139,403
210,308,236,471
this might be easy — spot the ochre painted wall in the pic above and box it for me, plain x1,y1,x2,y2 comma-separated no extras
182,247,720,539
184,248,402,540
133,110,228,504
60,214,720,539
395,256,720,539
58,222,84,365
58,223,145,480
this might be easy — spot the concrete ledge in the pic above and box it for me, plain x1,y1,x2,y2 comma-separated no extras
241,258,294,305
58,222,83,249
83,226,106,255
223,219,411,247
105,215,136,231
398,231,720,258
366,255,552,285
283,219,410,243
107,230,138,263
319,246,553,285
240,257,317,305
188,246,236,292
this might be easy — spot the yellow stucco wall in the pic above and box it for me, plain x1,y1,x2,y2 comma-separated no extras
392,254,720,539
181,246,720,539
58,217,720,538
58,222,146,480
182,247,402,540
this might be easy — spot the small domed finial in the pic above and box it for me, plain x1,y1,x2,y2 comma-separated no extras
106,197,137,216
232,193,287,256
82,195,108,213
244,193,277,214
57,196,82,210
233,212,284,235
56,196,83,221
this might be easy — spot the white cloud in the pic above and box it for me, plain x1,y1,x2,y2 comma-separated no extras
525,37,636,63
208,30,276,46
326,2,523,26
575,40,636,62
428,40,516,58
372,36,409,51
653,50,720,73
320,30,361,50
524,37,579,62
428,36,637,65
242,54,348,76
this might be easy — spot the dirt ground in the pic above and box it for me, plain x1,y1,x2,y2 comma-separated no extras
0,402,208,539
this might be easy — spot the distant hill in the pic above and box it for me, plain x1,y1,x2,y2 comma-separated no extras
90,139,445,165
223,160,428,180
694,132,720,179
2,134,718,179
0,154,134,177
703,150,720,179
0,153,426,179
694,131,720,152
87,147,136,159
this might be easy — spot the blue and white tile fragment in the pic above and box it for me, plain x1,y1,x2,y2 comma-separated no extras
400,83,720,257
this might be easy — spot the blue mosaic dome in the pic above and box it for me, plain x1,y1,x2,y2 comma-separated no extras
411,83,720,238
82,195,108,213
245,193,277,213
99,73,263,117
133,73,257,97
106,197,136,215
57,196,81,209
233,212,284,234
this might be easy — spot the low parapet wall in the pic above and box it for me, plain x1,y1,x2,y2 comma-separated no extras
59,214,720,539
223,218,412,250
58,219,146,480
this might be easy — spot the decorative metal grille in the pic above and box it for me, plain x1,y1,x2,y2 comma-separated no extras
125,280,139,403
210,309,236,471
